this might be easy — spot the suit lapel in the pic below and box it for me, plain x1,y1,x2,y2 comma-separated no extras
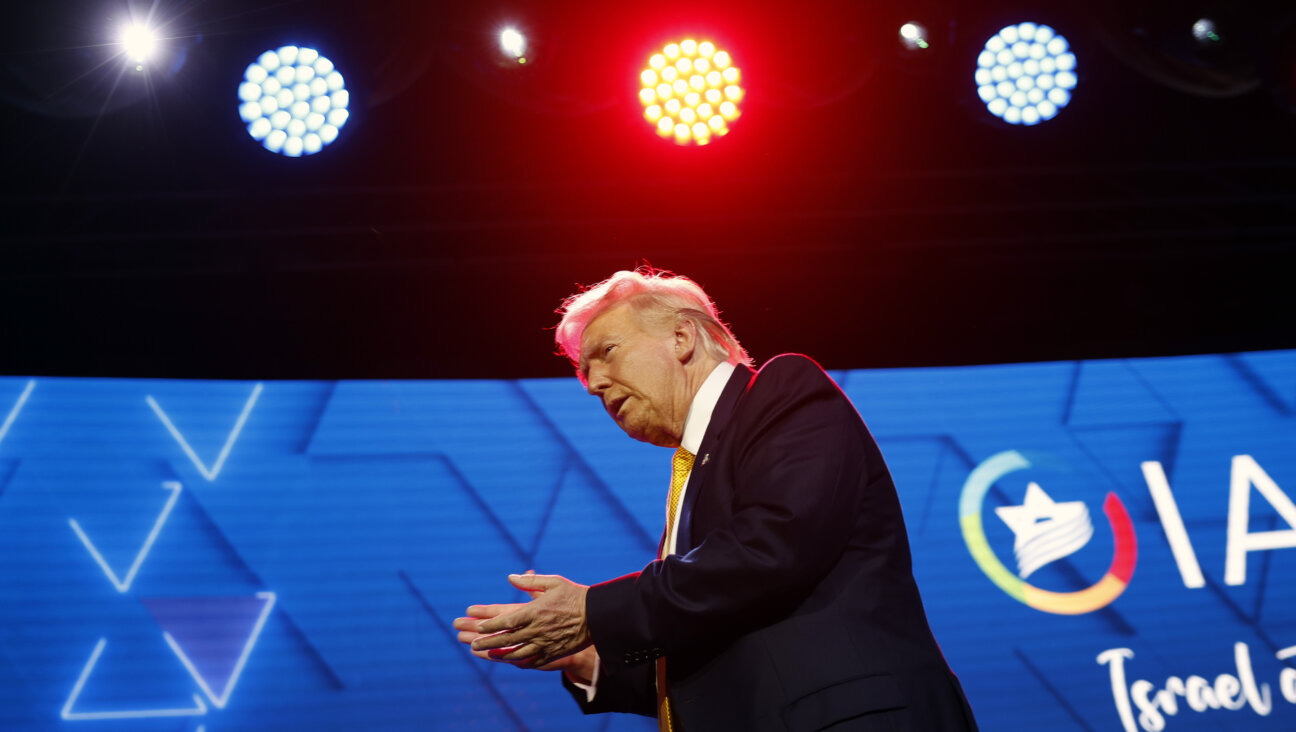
676,364,754,554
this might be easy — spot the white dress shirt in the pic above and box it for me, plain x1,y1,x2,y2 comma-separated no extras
573,360,736,701
665,360,735,556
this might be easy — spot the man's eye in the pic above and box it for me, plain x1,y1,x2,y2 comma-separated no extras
605,345,616,356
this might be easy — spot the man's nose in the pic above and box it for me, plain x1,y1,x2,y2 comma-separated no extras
586,366,610,396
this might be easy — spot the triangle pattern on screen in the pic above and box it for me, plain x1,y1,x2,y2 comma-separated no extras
60,637,208,721
1065,360,1178,428
1234,351,1296,413
0,379,35,450
146,383,262,481
141,591,276,708
0,459,17,500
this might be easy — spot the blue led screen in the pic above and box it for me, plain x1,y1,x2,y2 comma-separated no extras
1,349,1295,731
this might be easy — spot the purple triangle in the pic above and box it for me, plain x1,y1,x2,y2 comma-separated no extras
141,595,270,700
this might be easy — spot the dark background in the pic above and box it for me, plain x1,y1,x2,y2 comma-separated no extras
3,0,1294,380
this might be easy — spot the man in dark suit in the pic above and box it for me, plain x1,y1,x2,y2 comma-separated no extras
456,268,977,731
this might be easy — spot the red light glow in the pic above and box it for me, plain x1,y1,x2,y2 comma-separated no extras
640,39,742,145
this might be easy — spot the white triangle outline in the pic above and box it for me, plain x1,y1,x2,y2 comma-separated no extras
0,379,35,448
61,637,208,720
69,481,183,593
162,591,277,709
147,383,263,481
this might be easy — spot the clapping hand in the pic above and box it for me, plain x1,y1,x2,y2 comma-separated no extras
454,572,597,682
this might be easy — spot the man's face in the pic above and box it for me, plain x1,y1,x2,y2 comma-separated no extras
580,303,687,447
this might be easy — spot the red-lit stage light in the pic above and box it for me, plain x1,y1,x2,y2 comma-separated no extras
900,23,930,51
640,39,742,145
500,28,527,64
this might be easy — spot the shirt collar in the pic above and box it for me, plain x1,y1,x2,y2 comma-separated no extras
680,361,735,455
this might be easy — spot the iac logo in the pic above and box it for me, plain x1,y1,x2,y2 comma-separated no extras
958,450,1137,615
959,449,1296,614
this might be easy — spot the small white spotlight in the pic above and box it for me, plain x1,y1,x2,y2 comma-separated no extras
500,28,526,62
900,23,929,50
120,23,157,63
1192,18,1220,45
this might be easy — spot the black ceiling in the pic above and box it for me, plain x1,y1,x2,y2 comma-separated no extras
3,1,1294,380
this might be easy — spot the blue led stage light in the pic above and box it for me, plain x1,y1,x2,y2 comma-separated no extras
238,46,349,157
975,23,1076,126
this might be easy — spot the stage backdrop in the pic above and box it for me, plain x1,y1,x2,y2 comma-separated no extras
1,349,1294,731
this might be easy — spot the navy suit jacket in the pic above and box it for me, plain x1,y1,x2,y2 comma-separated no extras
564,355,977,731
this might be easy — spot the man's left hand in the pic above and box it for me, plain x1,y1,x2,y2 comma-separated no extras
471,573,591,667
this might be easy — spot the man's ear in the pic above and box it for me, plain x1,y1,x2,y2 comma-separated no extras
673,318,697,363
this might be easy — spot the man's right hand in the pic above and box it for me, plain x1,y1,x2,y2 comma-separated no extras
454,603,599,684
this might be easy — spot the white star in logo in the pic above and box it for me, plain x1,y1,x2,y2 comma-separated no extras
994,482,1094,578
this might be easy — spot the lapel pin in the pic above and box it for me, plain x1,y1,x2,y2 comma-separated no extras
701,453,710,466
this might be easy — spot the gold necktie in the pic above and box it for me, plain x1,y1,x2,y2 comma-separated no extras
663,447,694,559
659,447,694,732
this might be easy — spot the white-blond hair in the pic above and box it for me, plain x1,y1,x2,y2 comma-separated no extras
555,267,752,382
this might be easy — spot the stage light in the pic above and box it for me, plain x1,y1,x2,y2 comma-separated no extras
1192,19,1221,45
640,39,741,145
120,23,157,64
1090,4,1259,98
900,23,929,50
500,28,526,62
238,46,349,157
975,23,1076,126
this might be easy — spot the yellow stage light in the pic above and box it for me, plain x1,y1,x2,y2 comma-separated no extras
639,39,742,145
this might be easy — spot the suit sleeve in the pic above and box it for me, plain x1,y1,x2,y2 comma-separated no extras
586,355,870,674
560,658,657,717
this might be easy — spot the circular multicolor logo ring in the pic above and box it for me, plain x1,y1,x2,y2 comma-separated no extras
959,450,1137,615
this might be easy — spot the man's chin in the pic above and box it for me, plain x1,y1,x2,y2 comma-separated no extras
619,425,653,444
620,424,680,448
